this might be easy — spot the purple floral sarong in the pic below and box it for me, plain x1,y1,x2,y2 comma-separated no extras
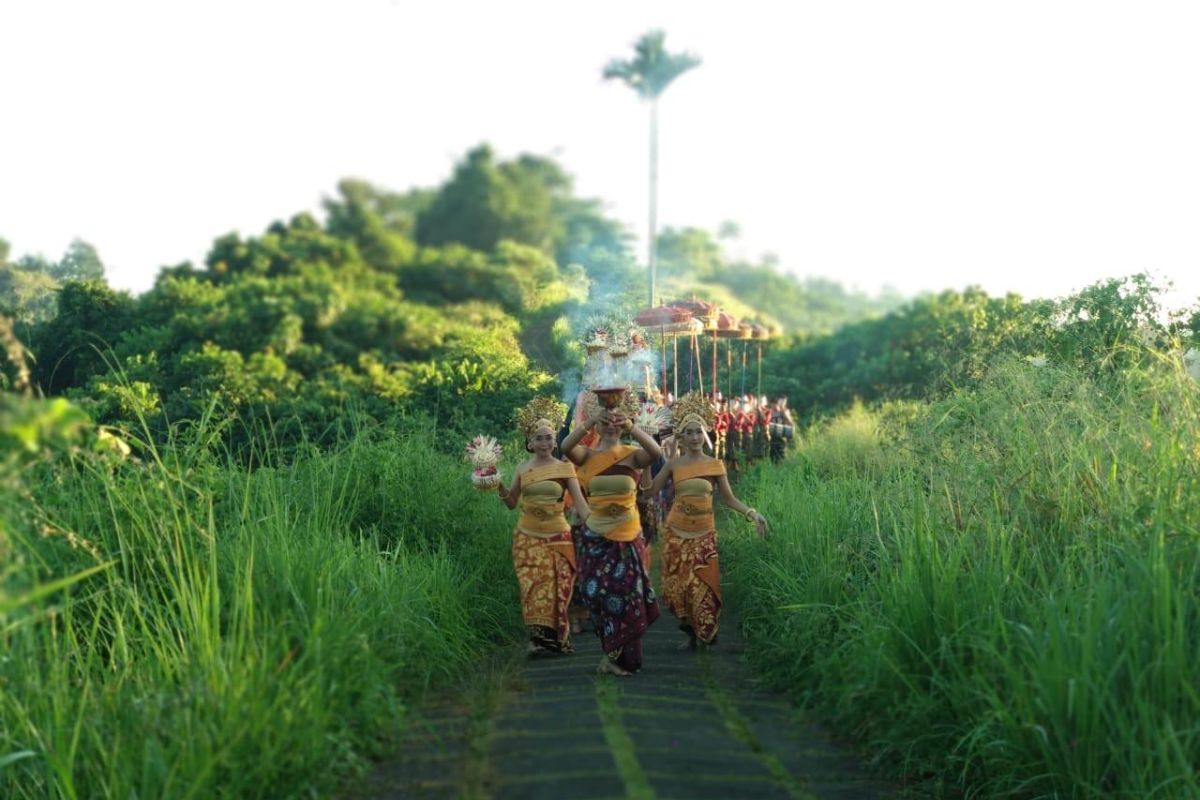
577,526,660,672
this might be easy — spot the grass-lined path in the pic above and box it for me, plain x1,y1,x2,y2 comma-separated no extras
353,607,894,800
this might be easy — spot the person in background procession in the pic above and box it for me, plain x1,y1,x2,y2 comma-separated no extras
737,396,757,464
634,393,671,566
713,394,730,460
557,404,593,636
655,397,677,535
643,391,769,650
728,397,748,472
751,396,771,462
769,397,795,462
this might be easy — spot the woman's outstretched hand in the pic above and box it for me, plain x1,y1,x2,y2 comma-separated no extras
754,514,769,538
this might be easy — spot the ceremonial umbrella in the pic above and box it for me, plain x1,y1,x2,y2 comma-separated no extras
748,323,773,397
711,309,740,400
668,298,717,397
735,323,754,397
634,304,691,328
714,313,750,401
670,297,718,322
634,304,695,399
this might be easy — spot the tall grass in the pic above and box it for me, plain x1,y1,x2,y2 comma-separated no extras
723,357,1200,798
0,421,520,798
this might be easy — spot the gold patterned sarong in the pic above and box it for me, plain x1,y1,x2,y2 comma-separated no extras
662,530,721,643
513,531,576,650
513,461,578,651
662,458,726,643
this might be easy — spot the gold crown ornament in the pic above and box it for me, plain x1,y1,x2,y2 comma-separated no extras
517,395,568,440
672,391,716,432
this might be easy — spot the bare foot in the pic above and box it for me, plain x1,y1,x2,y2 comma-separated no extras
677,638,698,651
596,656,632,676
527,641,551,657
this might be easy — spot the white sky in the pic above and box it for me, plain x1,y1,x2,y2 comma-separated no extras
2,0,1198,308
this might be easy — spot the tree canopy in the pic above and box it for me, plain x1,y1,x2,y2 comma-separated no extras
602,30,701,101
3,144,1050,454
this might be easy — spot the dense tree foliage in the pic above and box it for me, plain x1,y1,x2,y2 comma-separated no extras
29,281,135,396
73,218,563,450
0,237,108,332
417,146,592,260
3,150,637,452
763,274,1196,421
20,145,1182,456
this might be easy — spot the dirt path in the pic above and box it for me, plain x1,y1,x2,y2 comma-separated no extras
353,606,895,800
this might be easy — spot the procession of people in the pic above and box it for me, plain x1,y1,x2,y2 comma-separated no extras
486,391,792,672
473,313,797,673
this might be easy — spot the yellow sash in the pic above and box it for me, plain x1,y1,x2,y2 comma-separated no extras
518,500,569,535
667,494,714,534
576,445,638,492
517,462,575,535
587,492,640,542
674,459,726,483
666,459,724,536
523,462,576,484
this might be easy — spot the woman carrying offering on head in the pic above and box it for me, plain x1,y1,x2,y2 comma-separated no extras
643,392,769,650
561,389,663,676
497,397,591,657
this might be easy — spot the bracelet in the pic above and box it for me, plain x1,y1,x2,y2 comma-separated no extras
743,507,759,521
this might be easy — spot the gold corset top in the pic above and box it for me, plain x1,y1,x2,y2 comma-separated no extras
585,474,639,541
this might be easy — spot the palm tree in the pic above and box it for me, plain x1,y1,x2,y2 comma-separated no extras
603,30,701,307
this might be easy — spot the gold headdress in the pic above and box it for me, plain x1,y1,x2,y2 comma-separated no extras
517,395,568,440
672,391,715,432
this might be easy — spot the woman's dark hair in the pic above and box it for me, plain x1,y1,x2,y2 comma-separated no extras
555,399,576,452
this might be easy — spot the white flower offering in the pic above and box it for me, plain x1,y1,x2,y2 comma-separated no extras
634,402,671,434
464,435,503,490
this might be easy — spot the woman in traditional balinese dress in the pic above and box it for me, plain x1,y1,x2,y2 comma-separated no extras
643,392,769,650
497,397,591,656
561,393,663,676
